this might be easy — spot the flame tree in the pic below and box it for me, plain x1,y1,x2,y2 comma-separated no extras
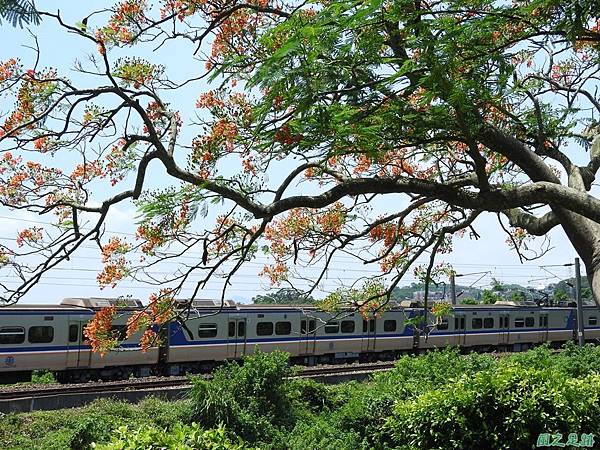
1,0,600,350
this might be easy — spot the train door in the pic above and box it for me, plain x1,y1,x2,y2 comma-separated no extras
499,313,510,347
361,318,377,352
227,317,247,359
454,313,466,346
66,320,82,368
300,317,316,355
539,313,549,342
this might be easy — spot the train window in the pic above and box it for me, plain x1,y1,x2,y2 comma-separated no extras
589,317,598,326
301,320,316,334
238,322,245,337
229,322,236,337
525,317,534,327
111,325,127,340
472,318,482,329
325,322,339,334
198,323,218,338
69,324,79,343
275,321,291,335
28,326,54,344
515,318,525,328
484,318,494,329
438,319,449,330
341,320,355,333
384,320,397,332
256,322,273,336
362,319,376,333
0,327,25,344
539,316,548,327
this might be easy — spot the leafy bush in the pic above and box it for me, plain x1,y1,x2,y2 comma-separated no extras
32,370,56,384
372,347,496,398
501,342,600,377
287,415,362,450
387,365,600,450
7,344,600,450
0,397,190,449
188,350,295,443
93,423,253,449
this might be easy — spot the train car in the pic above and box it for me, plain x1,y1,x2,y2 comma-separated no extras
1,297,600,383
0,298,159,383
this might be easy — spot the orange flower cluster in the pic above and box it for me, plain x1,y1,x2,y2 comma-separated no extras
83,305,117,355
242,157,256,174
259,261,289,284
16,227,43,247
369,222,405,247
505,227,530,250
379,250,408,272
145,101,163,122
148,291,175,324
211,9,253,60
70,160,104,181
33,137,49,152
114,59,157,88
139,329,158,351
196,90,225,109
101,237,131,263
136,224,166,255
96,0,148,46
353,154,371,174
0,58,18,83
316,202,346,234
97,258,130,288
159,0,205,21
274,124,303,145
358,299,384,320
264,208,311,257
0,69,57,138
98,237,132,288
126,310,151,339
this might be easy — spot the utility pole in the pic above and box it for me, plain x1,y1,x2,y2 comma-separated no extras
450,271,456,305
575,257,585,346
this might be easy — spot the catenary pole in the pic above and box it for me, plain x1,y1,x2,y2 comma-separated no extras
575,257,585,346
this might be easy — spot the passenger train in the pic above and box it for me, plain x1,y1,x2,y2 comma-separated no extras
0,297,599,383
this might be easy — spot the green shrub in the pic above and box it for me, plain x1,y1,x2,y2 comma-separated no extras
287,415,362,450
501,342,600,377
32,370,56,384
0,397,190,449
93,423,253,449
188,350,295,443
372,347,497,398
387,366,600,450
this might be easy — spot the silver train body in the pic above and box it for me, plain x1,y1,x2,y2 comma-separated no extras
0,297,599,383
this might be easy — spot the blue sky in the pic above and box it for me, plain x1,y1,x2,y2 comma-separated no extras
0,1,579,304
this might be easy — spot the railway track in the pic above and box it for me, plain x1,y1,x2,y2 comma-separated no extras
0,362,396,412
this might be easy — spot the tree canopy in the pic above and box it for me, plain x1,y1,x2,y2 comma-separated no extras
2,0,600,349
252,288,314,305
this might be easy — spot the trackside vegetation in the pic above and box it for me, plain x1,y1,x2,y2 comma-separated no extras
3,345,600,449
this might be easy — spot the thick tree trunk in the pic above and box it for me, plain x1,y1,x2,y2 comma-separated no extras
554,208,600,306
